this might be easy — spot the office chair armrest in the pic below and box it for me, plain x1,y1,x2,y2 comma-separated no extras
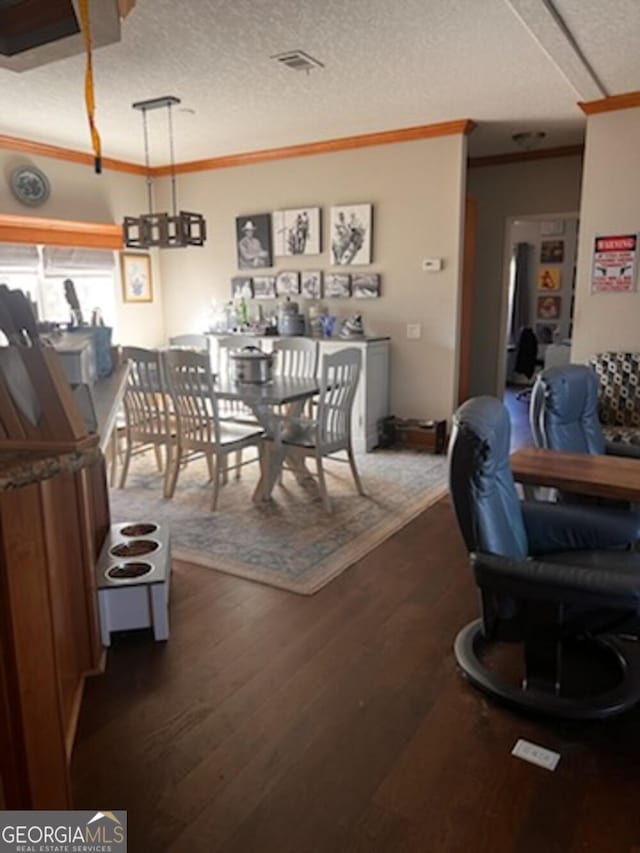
521,500,640,554
605,440,640,460
472,550,640,609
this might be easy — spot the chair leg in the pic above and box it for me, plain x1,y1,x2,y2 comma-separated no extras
316,454,332,513
118,436,133,489
166,445,182,498
235,449,242,480
108,431,118,487
206,453,215,482
347,446,365,496
211,453,222,511
153,443,163,472
162,443,175,498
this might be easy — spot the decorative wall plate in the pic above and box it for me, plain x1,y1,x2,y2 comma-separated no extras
9,164,50,206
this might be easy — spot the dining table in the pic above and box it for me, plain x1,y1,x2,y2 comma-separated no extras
214,375,321,502
510,446,640,502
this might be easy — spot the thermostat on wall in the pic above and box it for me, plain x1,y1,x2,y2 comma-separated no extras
422,258,443,272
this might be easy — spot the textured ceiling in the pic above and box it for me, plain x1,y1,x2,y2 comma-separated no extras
0,0,638,163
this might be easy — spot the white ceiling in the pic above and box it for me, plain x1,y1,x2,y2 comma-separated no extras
0,0,638,164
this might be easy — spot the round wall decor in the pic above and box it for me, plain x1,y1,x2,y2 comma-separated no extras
9,164,50,207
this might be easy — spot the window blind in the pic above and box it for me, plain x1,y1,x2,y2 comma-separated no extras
0,243,39,270
42,246,116,274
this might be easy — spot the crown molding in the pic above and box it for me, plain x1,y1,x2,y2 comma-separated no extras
0,134,147,175
152,119,477,176
0,119,476,179
468,144,584,168
578,91,640,115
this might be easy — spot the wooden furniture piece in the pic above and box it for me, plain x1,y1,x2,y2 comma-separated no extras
164,349,264,510
273,347,365,513
208,335,390,453
511,446,640,502
119,346,174,495
0,288,123,808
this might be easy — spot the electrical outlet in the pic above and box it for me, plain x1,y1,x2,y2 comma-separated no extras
512,739,560,771
406,323,422,339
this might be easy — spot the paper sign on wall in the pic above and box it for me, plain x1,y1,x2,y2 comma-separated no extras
592,234,638,293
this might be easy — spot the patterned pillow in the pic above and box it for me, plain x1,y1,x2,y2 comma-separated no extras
590,352,640,428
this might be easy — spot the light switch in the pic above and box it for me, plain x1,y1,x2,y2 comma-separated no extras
406,323,422,339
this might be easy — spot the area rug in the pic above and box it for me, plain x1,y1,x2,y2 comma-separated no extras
109,449,448,595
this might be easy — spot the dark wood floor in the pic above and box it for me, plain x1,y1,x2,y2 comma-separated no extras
72,492,640,853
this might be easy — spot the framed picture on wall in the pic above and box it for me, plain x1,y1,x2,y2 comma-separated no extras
301,270,323,299
231,276,253,299
273,207,321,256
538,267,561,291
121,253,153,303
329,204,372,265
540,240,564,263
325,273,351,298
275,270,300,296
252,275,276,299
537,295,562,321
236,214,273,269
352,273,381,299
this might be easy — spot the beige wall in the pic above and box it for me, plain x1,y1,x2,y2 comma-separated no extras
572,107,640,363
467,155,583,396
157,134,468,419
0,152,165,348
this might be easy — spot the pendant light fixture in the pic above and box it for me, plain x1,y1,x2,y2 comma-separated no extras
123,95,206,249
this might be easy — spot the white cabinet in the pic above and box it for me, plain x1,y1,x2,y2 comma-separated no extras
207,335,390,453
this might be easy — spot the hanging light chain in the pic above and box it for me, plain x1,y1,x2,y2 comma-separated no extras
167,101,178,217
142,106,153,214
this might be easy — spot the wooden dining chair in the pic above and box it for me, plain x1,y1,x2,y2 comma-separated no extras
272,347,364,512
272,338,318,378
119,346,175,495
163,349,264,510
168,333,211,354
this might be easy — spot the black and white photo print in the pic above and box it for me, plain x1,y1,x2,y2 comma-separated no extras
236,214,273,269
252,275,277,299
330,204,372,265
273,207,321,256
324,273,351,298
352,273,380,299
275,270,300,296
300,270,323,299
231,276,253,299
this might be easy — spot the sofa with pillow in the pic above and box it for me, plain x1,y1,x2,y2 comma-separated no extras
590,352,640,447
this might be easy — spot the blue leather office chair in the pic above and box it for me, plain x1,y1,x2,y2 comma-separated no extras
449,396,640,719
530,364,640,459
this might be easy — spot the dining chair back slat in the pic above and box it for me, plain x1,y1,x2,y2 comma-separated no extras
317,348,361,450
272,338,318,379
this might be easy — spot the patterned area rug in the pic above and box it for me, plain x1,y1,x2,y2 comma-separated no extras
109,449,448,595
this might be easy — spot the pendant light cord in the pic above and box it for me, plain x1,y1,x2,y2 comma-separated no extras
167,102,178,216
78,0,102,174
142,107,153,214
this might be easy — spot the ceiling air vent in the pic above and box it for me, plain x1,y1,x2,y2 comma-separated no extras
271,50,324,73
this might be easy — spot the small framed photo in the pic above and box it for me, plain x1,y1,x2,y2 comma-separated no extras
236,214,273,269
325,273,351,298
231,276,253,299
330,203,372,265
276,270,300,296
121,253,153,303
301,270,323,299
252,275,276,299
537,295,562,320
538,267,561,291
540,240,564,264
273,207,321,256
352,273,380,299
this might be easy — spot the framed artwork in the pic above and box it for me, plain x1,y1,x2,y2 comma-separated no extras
236,214,273,269
329,203,372,265
273,207,321,256
540,240,564,263
231,276,253,299
352,273,380,299
300,270,323,299
538,267,561,291
252,275,276,299
537,295,562,320
275,270,300,296
325,273,351,298
121,253,153,303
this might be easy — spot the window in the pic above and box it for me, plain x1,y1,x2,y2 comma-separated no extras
0,243,117,333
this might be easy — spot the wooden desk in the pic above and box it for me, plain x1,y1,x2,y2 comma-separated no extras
511,447,640,502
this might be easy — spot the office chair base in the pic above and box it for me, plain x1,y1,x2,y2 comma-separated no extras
454,619,640,720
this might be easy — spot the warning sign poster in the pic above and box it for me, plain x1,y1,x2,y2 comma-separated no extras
592,234,638,293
